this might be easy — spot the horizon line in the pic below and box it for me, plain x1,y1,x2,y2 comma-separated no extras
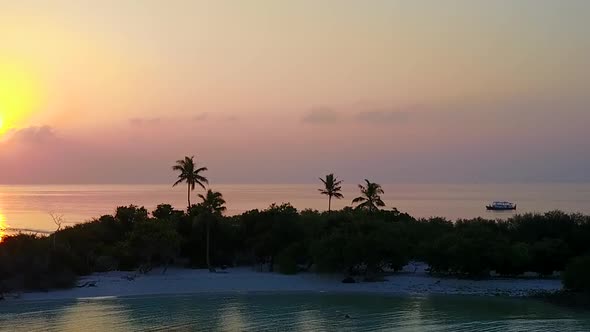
1,181,589,186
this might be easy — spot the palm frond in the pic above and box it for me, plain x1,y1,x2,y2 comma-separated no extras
351,179,385,211
189,181,198,190
355,201,371,211
197,189,227,215
352,196,365,204
195,174,209,182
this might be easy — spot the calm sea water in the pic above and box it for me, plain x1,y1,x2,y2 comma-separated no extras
1,293,589,331
1,183,590,234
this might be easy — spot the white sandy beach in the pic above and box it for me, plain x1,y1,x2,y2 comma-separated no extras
12,264,563,302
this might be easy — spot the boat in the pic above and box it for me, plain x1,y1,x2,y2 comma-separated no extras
486,201,516,211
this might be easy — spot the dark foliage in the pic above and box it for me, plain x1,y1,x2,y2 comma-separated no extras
1,205,589,293
563,255,590,293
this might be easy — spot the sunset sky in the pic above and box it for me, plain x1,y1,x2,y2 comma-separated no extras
0,0,589,184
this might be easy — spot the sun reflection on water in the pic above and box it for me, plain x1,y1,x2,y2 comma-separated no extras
0,212,7,242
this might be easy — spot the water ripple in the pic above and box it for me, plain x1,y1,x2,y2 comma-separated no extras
1,294,590,331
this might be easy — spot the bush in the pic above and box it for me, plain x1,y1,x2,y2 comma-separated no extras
94,256,118,272
50,269,78,289
530,238,570,275
563,255,590,292
277,251,298,275
111,241,138,271
494,242,531,276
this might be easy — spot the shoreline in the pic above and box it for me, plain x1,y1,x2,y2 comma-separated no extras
8,266,563,302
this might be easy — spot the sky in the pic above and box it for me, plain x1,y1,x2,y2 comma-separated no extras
0,0,589,184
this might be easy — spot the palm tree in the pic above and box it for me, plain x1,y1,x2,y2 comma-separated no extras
172,156,208,209
197,189,226,271
197,189,227,216
318,173,344,212
352,179,385,212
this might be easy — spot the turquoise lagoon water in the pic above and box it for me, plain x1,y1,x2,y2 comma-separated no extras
1,293,589,331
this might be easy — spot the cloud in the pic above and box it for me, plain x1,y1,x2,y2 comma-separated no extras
129,113,240,126
222,115,239,122
3,126,58,144
192,112,237,122
128,117,162,126
301,104,412,125
355,110,409,124
192,113,208,121
302,107,340,124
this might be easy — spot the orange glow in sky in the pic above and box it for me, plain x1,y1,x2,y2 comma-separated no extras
0,1,588,184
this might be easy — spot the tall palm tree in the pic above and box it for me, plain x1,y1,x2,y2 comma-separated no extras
352,179,385,212
172,156,208,209
197,189,226,271
318,173,344,212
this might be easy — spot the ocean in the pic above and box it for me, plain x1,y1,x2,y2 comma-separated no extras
1,293,589,331
1,183,590,234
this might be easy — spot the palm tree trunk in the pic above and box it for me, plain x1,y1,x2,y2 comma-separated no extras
187,183,191,209
328,196,332,212
206,220,211,271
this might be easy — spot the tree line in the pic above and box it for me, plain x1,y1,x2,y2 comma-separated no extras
1,156,589,297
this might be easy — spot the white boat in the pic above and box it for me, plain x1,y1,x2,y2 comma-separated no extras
486,201,516,211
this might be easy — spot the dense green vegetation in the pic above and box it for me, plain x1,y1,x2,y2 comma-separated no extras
1,157,589,297
562,255,590,293
2,206,589,294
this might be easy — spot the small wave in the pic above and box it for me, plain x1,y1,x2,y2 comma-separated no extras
77,296,118,301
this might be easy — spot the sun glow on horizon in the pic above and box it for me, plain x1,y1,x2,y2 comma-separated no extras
0,62,40,135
